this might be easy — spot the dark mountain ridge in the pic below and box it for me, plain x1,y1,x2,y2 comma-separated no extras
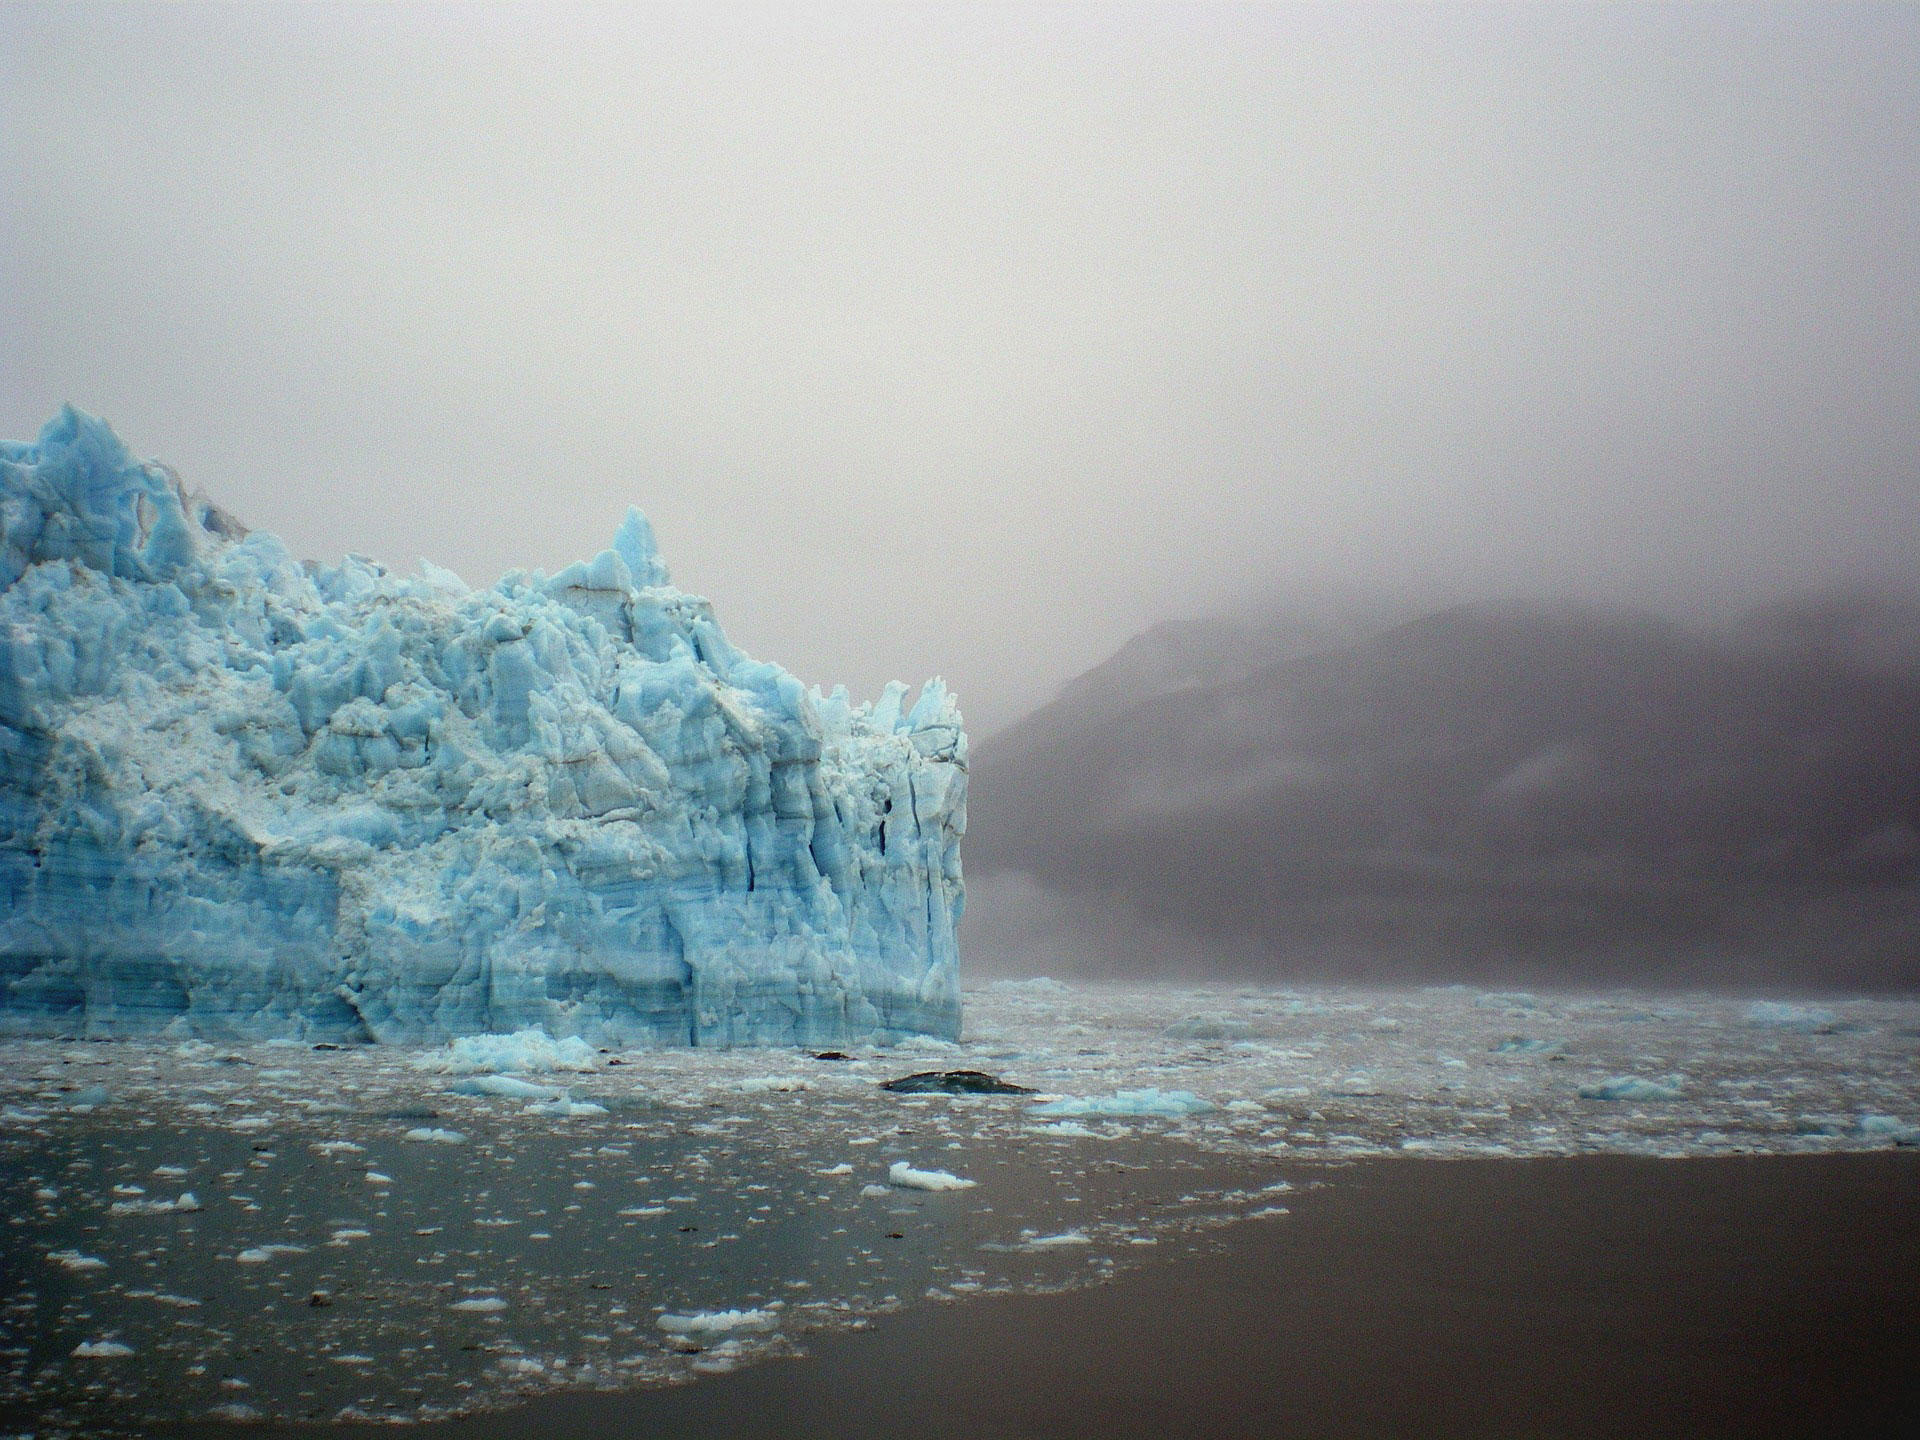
966,591,1920,989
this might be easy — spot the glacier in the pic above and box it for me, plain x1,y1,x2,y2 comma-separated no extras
0,407,965,1045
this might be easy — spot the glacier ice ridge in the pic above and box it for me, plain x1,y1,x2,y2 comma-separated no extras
0,407,965,1045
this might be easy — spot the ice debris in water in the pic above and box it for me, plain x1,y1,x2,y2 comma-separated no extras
417,1031,600,1075
108,1191,199,1215
0,408,965,1046
656,1308,780,1336
72,1341,135,1359
525,1097,608,1117
1578,1076,1686,1102
1029,1088,1213,1118
5,980,1920,1433
1745,1002,1841,1033
1857,1114,1920,1144
447,1075,561,1099
235,1244,308,1264
887,1162,976,1191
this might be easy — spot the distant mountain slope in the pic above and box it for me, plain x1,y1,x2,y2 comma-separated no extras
966,593,1920,988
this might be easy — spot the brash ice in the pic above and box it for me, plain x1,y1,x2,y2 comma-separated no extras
0,408,965,1045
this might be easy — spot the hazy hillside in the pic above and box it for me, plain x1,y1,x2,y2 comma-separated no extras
966,592,1920,989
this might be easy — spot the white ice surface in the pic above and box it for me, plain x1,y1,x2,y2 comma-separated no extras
887,1161,976,1191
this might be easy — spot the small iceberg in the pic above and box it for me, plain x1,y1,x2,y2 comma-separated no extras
1578,1076,1685,1102
887,1162,976,1192
1029,1088,1213,1118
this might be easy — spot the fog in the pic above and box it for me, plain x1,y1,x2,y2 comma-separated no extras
5,3,1917,736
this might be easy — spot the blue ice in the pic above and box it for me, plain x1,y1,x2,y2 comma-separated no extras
0,408,966,1045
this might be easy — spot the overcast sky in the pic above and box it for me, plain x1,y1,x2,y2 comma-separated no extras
4,2,1916,734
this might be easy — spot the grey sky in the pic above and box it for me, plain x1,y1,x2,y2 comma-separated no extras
4,2,1916,735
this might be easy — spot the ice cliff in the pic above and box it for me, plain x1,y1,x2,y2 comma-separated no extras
0,408,965,1044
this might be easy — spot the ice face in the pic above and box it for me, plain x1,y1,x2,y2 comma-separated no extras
0,408,965,1045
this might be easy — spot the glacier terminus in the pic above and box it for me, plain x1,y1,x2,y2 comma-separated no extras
0,408,965,1045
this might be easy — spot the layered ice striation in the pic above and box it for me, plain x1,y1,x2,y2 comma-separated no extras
0,408,965,1044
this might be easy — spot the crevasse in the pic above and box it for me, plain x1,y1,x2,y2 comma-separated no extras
0,407,965,1045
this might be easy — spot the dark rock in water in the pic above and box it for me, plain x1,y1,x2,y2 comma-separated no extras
814,1051,853,1062
880,1070,1035,1095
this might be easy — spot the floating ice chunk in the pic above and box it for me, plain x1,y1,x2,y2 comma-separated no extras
365,1171,394,1184
817,1163,854,1176
985,977,1071,995
1491,1036,1559,1055
887,1162,976,1192
236,1244,308,1263
525,1098,608,1117
1794,1116,1847,1137
109,1191,200,1215
1163,1014,1267,1042
1025,1230,1090,1247
48,1249,107,1271
418,1031,600,1075
1476,991,1540,1010
1029,1088,1213,1118
738,1076,812,1093
1030,1120,1103,1138
1579,1076,1685,1102
859,1183,893,1198
1858,1114,1920,1144
152,1165,190,1177
402,1127,467,1144
448,1075,560,1099
1329,1074,1382,1096
73,1340,135,1358
329,1228,370,1243
312,1140,365,1155
450,1296,509,1313
1745,1003,1840,1033
656,1308,779,1336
